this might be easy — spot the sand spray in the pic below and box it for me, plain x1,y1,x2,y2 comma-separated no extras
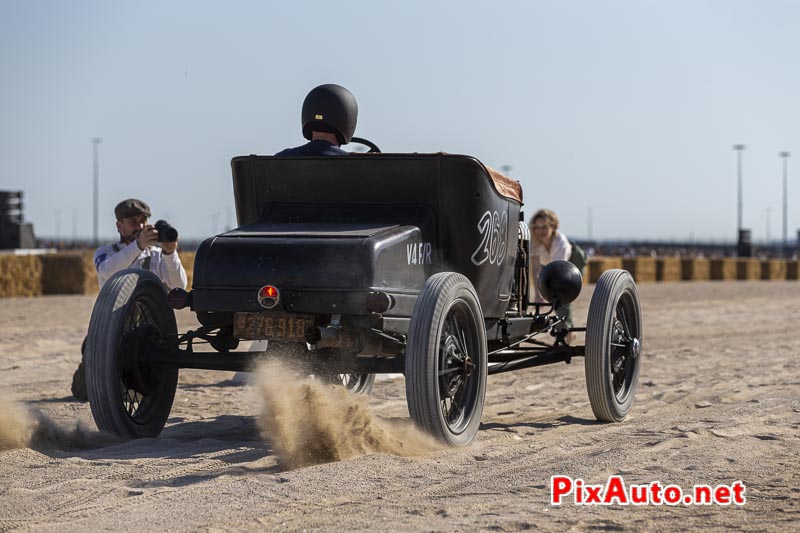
0,397,118,451
254,361,441,469
3,361,441,465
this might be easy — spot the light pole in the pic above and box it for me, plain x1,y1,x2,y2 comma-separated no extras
92,137,102,247
780,151,790,255
733,144,746,233
766,207,771,245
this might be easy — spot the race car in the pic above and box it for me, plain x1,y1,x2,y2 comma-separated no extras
84,142,643,446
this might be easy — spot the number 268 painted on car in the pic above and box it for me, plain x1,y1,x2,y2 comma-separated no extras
471,210,508,266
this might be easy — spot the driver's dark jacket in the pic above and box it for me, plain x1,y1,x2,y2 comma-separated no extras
275,139,347,156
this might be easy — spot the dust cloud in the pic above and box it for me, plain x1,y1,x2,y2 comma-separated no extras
0,397,119,451
255,361,441,469
0,398,35,451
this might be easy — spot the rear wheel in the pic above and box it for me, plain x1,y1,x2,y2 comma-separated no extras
86,269,178,439
335,373,375,394
406,272,487,446
585,269,642,422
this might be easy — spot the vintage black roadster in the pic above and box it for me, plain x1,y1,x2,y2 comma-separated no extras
84,144,642,446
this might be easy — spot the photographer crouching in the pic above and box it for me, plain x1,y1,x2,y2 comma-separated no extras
71,198,187,401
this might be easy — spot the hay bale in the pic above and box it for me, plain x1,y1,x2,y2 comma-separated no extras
586,257,623,284
736,258,761,280
710,258,737,280
81,251,99,293
761,259,787,281
39,253,92,295
787,260,799,280
681,258,710,281
0,255,43,297
622,257,656,283
655,257,681,282
178,251,195,289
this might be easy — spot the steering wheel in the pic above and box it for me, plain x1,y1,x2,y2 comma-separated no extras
350,137,381,153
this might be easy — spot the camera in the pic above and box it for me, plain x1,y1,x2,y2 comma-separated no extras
154,219,179,243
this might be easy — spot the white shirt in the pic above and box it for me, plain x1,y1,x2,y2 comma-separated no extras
530,230,572,303
531,230,572,266
93,240,188,291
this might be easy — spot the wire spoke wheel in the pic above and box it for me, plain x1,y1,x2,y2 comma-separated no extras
86,270,179,439
585,269,642,422
438,302,478,432
116,300,162,423
406,273,487,446
334,373,375,395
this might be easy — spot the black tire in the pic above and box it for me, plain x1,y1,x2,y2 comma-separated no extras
585,269,643,422
405,272,487,446
86,269,179,439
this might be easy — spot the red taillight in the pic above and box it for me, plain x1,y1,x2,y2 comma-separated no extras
267,287,277,297
258,285,280,309
168,288,190,309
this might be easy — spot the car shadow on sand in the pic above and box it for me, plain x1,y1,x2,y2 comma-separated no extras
480,414,599,432
32,414,273,458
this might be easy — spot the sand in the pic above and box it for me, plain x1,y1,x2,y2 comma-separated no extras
1,282,799,531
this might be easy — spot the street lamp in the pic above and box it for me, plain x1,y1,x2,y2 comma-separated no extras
733,144,746,232
779,151,790,255
92,137,102,247
766,207,771,245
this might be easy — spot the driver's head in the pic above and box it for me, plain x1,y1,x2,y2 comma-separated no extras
301,84,358,145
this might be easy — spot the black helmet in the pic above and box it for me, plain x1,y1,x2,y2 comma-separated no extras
301,84,358,145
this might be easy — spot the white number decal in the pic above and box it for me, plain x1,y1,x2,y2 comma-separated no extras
471,210,508,266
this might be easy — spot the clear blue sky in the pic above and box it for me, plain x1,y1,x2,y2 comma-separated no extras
1,0,798,243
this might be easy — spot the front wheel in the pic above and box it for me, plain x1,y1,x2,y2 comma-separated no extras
405,273,487,446
86,269,179,439
585,269,643,422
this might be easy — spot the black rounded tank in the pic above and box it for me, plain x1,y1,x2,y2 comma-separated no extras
538,260,582,306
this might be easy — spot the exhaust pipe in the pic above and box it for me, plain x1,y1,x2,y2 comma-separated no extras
305,326,363,352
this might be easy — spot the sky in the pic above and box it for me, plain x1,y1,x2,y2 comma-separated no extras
1,0,799,243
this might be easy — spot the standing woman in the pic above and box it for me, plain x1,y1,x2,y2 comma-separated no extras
529,209,576,332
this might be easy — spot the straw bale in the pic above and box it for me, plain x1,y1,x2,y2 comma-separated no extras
787,261,799,280
761,260,787,281
81,252,99,293
655,257,681,282
39,253,92,295
586,257,623,284
179,251,195,289
680,258,710,281
710,258,737,280
622,257,656,283
0,255,43,297
736,258,761,280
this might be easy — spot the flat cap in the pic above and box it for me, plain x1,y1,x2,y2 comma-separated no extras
114,198,151,220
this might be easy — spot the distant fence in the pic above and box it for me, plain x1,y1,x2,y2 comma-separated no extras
0,254,798,298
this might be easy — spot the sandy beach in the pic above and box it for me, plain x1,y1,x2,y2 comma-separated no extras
1,281,799,531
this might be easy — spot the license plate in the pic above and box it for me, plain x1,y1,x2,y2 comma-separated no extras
233,312,314,341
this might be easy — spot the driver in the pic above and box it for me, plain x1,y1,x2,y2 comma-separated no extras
275,84,358,156
71,198,187,401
